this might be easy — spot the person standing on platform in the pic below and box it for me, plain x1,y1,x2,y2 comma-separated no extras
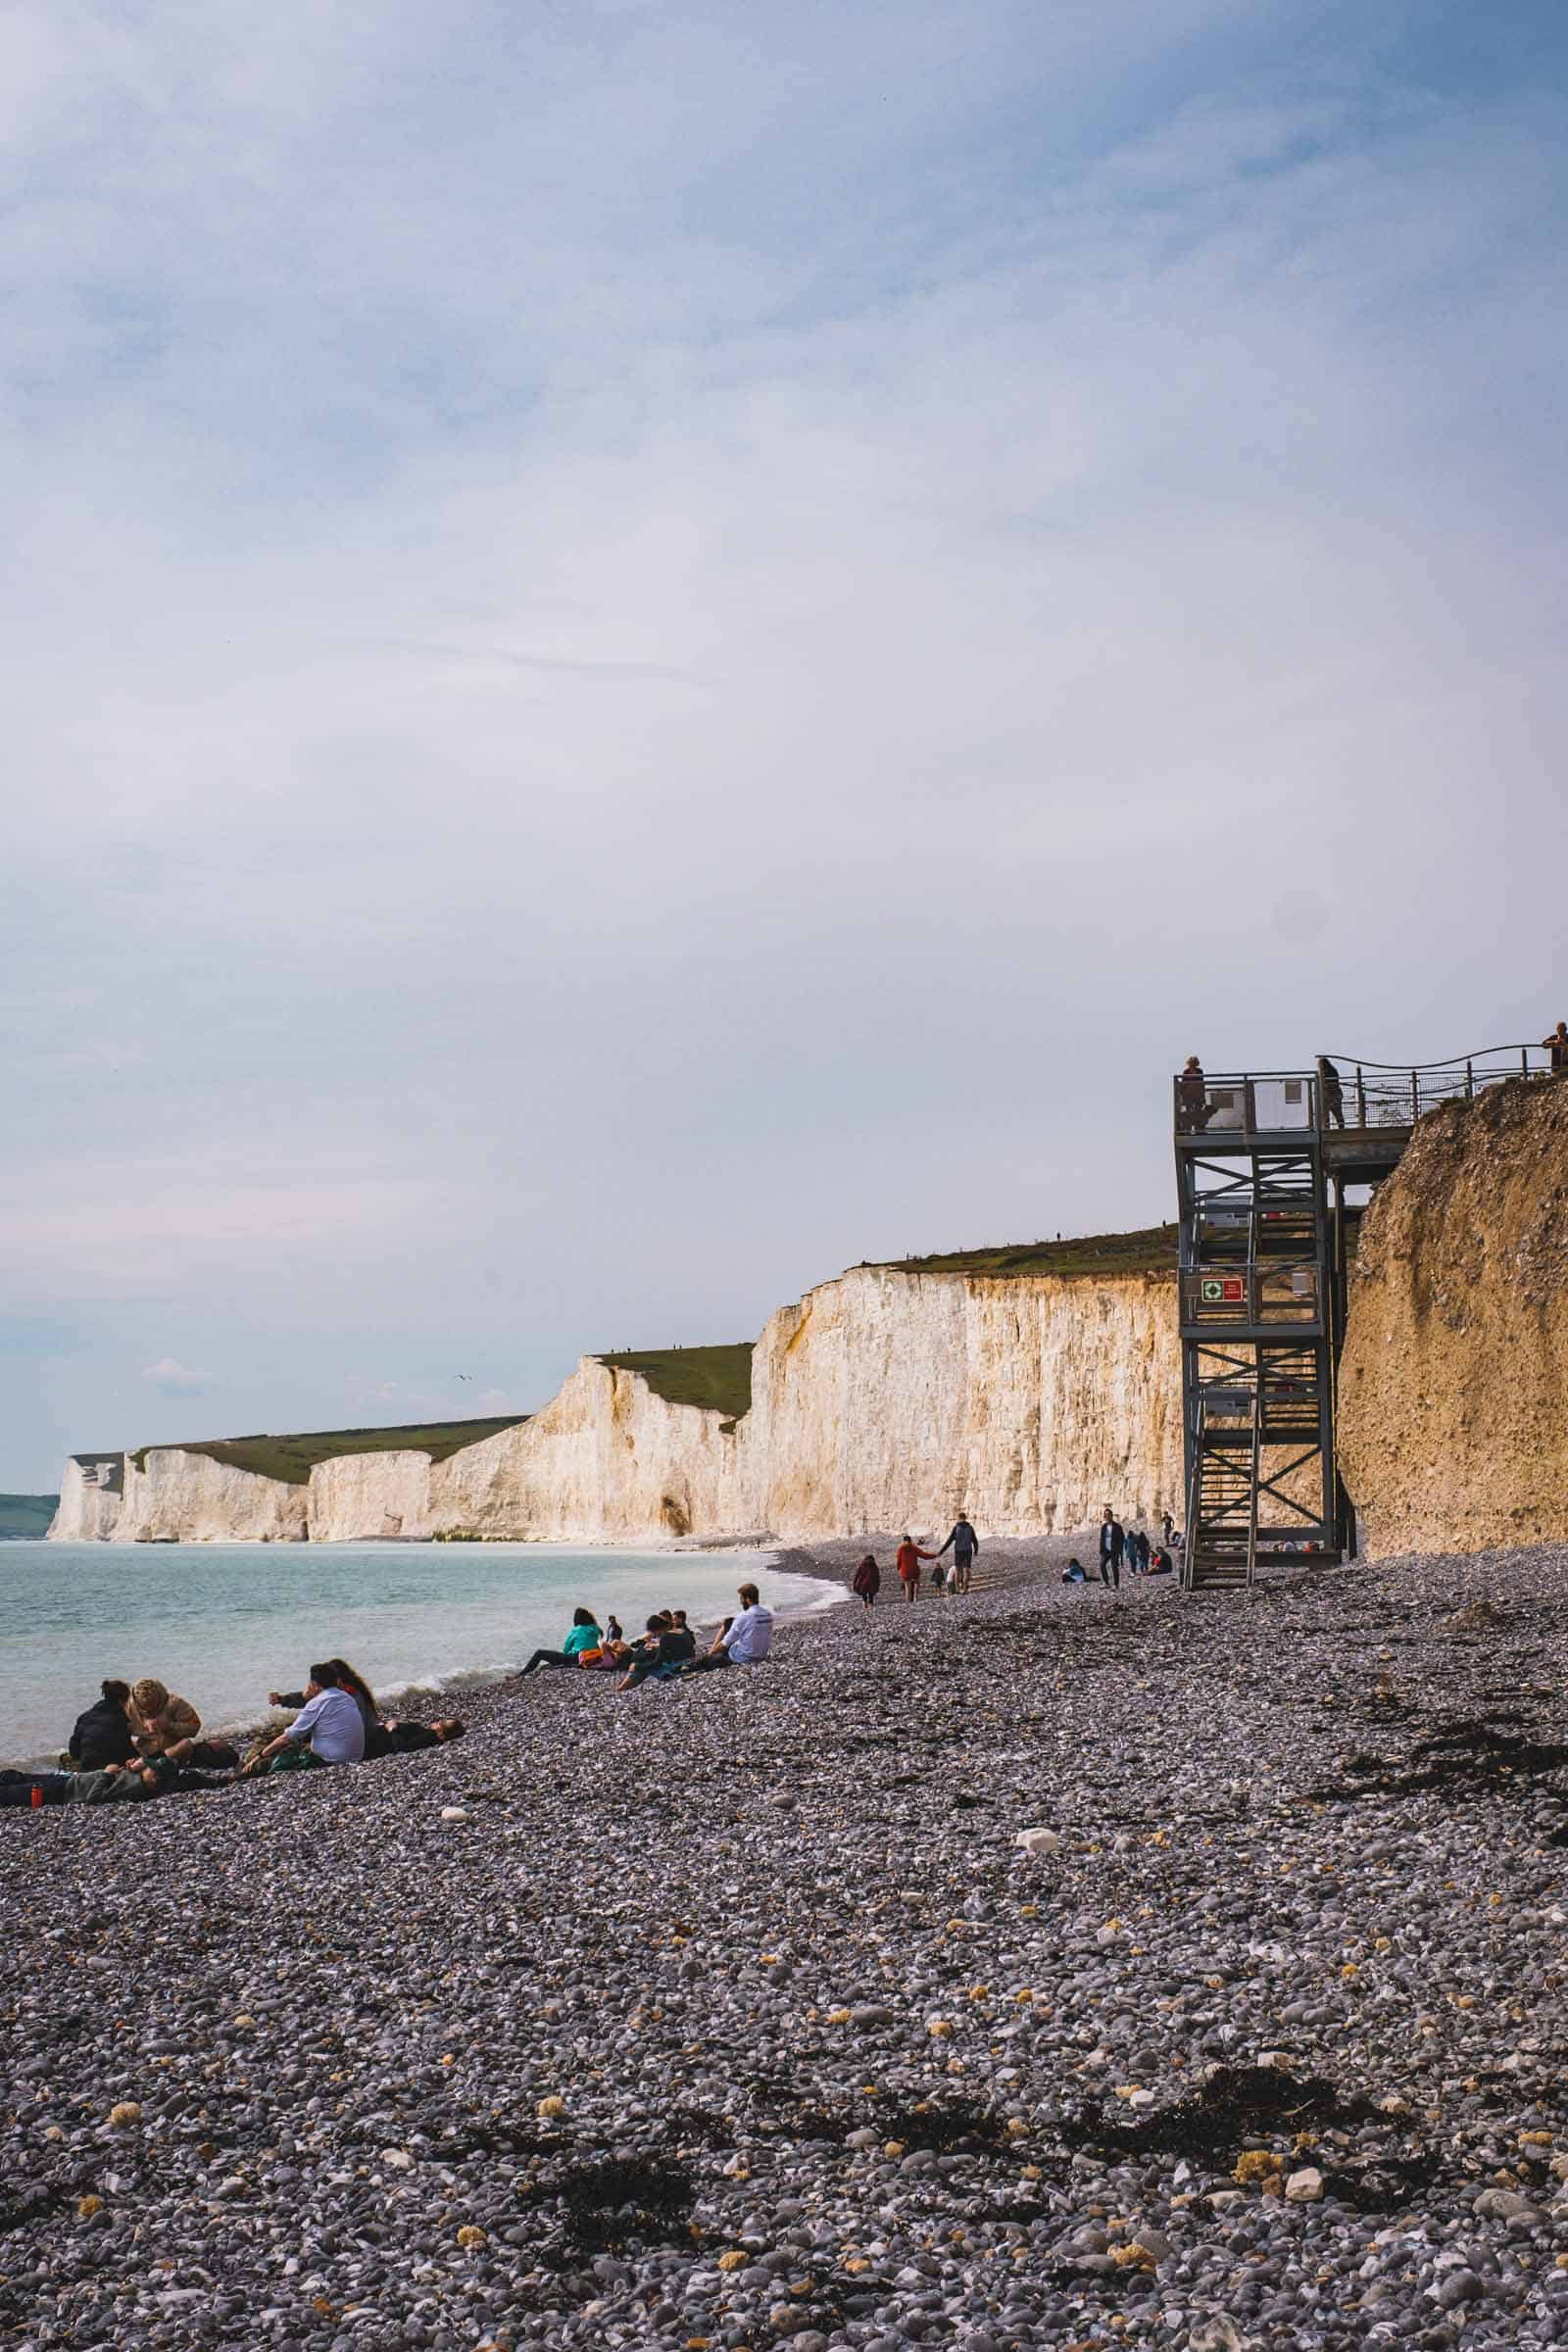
1316,1055,1346,1127
1543,1021,1568,1075
1176,1056,1209,1133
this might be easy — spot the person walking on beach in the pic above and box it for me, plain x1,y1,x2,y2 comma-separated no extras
1544,1020,1568,1075
852,1554,880,1609
937,1512,980,1595
896,1535,938,1602
1099,1510,1125,1590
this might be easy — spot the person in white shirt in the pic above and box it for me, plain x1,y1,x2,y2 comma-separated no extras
244,1664,368,1774
686,1584,774,1673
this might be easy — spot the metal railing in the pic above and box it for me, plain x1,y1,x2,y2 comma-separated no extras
1175,1043,1556,1139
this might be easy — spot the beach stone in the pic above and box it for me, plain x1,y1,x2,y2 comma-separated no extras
1014,1828,1061,1854
1285,2167,1324,2202
439,1806,469,1823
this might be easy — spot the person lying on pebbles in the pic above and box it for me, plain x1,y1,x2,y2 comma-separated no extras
378,1716,465,1751
0,1754,230,1806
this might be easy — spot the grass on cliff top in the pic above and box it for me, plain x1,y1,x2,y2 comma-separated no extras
873,1224,1179,1279
128,1417,528,1485
595,1344,753,1427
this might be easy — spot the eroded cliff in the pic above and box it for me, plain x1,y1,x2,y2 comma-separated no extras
51,1262,1183,1543
1339,1078,1568,1558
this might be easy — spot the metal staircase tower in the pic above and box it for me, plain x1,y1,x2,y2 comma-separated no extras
1172,1046,1551,1592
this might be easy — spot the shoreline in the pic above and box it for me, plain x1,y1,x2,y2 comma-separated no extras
9,1539,1568,2348
0,1544,844,1773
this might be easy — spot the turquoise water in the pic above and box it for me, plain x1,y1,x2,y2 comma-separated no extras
0,1542,841,1768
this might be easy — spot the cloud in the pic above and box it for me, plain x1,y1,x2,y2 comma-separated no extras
2,2,1566,1482
141,1358,213,1398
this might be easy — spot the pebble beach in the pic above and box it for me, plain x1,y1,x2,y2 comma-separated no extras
6,1538,1568,2352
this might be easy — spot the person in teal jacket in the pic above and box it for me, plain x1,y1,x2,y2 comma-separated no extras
519,1608,602,1675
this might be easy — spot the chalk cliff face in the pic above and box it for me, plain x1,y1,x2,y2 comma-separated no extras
50,1457,125,1543
752,1266,1181,1536
428,1361,759,1542
51,1265,1183,1543
121,1449,310,1544
1339,1079,1568,1559
308,1450,436,1544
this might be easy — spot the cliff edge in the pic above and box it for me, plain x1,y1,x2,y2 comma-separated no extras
1339,1079,1568,1558
50,1257,1181,1544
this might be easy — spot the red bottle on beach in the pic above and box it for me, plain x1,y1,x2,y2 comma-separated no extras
30,1784,43,1808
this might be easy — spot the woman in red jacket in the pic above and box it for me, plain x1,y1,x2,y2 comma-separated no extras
896,1536,938,1602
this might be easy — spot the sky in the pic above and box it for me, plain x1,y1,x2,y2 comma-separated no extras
4,0,1566,1488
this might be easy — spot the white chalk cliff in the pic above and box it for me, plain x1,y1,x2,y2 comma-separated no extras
50,1264,1181,1544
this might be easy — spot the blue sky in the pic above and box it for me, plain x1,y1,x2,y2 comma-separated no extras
4,0,1566,1487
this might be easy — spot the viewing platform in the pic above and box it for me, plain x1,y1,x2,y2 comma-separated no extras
1172,1042,1558,1591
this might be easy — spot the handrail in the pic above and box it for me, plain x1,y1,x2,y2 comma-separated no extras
1320,1042,1545,1072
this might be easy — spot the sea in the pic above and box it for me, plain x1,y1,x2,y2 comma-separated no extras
0,1541,843,1770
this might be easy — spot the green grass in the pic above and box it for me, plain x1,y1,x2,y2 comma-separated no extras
596,1344,754,1427
0,1494,58,1538
873,1224,1179,1278
129,1416,528,1485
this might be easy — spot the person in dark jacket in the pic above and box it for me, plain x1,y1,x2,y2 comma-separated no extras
68,1680,137,1770
380,1718,466,1752
617,1616,696,1690
851,1554,880,1609
937,1514,980,1595
1099,1511,1125,1589
1543,1021,1568,1075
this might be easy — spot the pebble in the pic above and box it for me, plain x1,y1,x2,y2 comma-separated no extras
6,1533,1568,2349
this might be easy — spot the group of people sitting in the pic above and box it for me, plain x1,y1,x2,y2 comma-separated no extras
518,1582,774,1689
1,1662,464,1808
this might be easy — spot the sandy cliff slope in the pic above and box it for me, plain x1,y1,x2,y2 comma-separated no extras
1339,1079,1568,1558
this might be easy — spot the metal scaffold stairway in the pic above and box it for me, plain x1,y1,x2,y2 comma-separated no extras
1172,1044,1553,1593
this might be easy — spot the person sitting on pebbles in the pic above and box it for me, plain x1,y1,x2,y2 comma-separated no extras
617,1614,696,1691
127,1678,240,1772
128,1677,201,1756
269,1657,382,1753
243,1663,367,1774
518,1608,603,1677
67,1679,138,1771
684,1583,775,1673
